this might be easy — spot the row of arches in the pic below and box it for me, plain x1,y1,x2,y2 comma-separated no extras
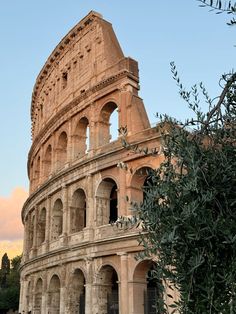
26,167,153,254
26,179,118,253
26,188,87,251
31,102,119,190
23,260,159,314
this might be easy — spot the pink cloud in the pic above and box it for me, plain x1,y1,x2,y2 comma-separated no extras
0,187,28,241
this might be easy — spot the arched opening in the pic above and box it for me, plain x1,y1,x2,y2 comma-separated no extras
96,178,118,226
99,102,119,145
110,185,118,223
133,261,160,314
51,199,63,241
70,189,86,233
37,208,46,245
56,131,67,170
34,278,43,313
44,144,52,178
67,269,85,314
130,167,153,206
48,275,60,314
97,265,119,314
73,117,90,158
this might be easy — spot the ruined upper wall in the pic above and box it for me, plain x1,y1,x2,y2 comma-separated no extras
31,11,136,138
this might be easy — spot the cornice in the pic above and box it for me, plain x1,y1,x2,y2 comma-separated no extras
20,231,140,273
31,11,103,119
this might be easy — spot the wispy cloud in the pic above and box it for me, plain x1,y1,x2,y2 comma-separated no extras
0,187,28,242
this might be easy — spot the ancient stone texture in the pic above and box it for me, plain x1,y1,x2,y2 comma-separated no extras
20,11,165,314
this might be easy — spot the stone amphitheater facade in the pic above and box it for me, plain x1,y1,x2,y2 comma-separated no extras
19,11,166,314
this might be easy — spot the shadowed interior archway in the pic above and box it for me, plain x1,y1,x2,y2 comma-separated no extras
72,117,90,158
130,166,153,206
96,178,118,226
67,269,86,314
70,189,86,233
48,275,60,314
34,278,43,314
43,144,52,179
96,265,119,314
133,260,160,314
51,199,63,241
56,131,68,170
37,207,46,245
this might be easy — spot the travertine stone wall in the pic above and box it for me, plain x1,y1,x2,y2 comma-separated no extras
19,11,170,314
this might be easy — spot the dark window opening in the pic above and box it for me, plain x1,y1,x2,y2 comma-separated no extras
109,186,117,223
107,270,119,314
144,269,161,314
143,174,153,203
84,201,87,228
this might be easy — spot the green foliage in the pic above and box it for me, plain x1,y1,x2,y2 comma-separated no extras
0,253,10,288
198,0,236,25
1,253,10,272
137,63,236,313
115,2,236,313
0,254,21,311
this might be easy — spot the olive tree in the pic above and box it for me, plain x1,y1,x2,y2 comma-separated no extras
120,2,236,313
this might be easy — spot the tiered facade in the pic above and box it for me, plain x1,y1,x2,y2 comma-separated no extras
19,11,164,314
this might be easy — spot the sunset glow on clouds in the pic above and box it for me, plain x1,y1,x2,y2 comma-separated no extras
0,187,28,259
0,240,24,260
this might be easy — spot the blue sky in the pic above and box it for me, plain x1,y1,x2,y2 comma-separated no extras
0,0,235,196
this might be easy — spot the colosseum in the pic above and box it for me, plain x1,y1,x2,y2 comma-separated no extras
19,11,166,314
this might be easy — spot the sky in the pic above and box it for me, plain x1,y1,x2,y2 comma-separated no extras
0,0,235,259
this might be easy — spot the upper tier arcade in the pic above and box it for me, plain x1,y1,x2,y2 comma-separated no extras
28,11,150,193
31,11,141,138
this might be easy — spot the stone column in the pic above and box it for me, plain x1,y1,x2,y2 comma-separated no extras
89,102,96,150
60,266,67,314
86,174,93,228
118,167,128,217
70,134,78,160
32,206,38,257
51,134,57,173
67,119,73,162
84,282,92,314
45,273,50,314
118,252,129,314
41,273,47,314
119,85,131,134
45,196,51,250
39,150,42,186
19,276,26,313
22,217,29,262
62,185,69,244
85,258,93,314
